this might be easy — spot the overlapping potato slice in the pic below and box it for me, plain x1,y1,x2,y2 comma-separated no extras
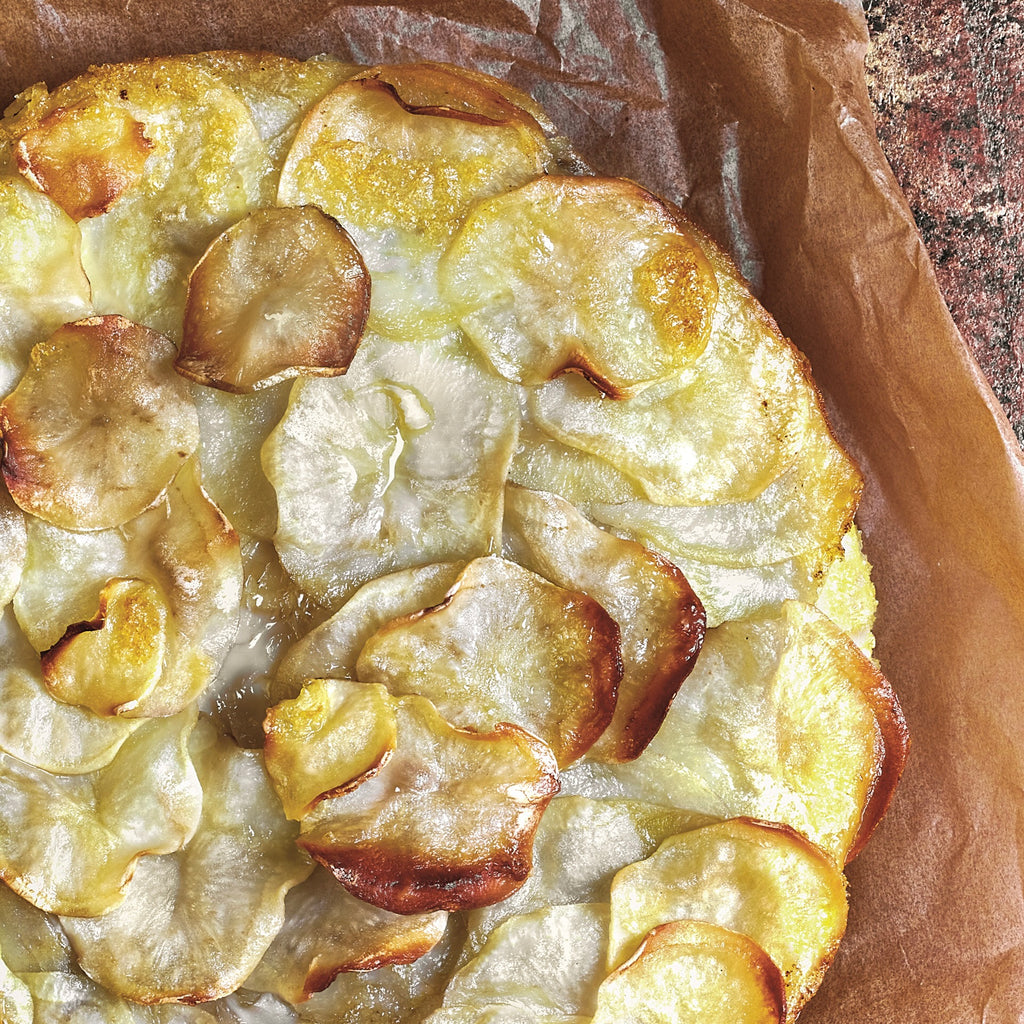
814,524,878,654
563,601,907,865
0,609,141,773
177,206,369,393
0,709,201,917
0,175,92,396
277,63,554,337
272,561,467,703
591,920,785,1024
0,485,26,611
61,721,312,1004
607,819,848,1020
263,333,517,611
503,486,704,762
298,688,559,914
439,175,717,396
0,315,200,531
14,458,241,718
356,555,621,767
429,904,609,1023
245,865,448,1004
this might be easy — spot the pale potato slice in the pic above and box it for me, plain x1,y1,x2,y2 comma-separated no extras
61,721,312,1004
245,865,447,1004
177,206,369,393
263,333,517,611
264,679,398,820
0,175,92,396
299,690,559,914
438,175,717,396
591,920,785,1024
0,879,73,974
0,484,26,610
813,524,878,654
429,904,609,1022
503,486,704,762
0,316,200,531
563,601,908,866
0,709,202,917
0,609,141,774
14,458,241,719
278,64,553,338
607,819,848,1020
272,561,467,703
0,953,33,1024
356,555,622,767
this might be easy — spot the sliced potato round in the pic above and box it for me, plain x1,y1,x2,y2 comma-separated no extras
356,555,622,767
61,721,312,1004
0,316,200,531
264,678,398,820
0,484,26,611
608,819,848,1019
591,920,785,1024
299,690,559,914
0,953,33,1024
263,333,517,611
439,175,718,396
245,865,448,1004
177,206,369,393
0,709,202,917
503,485,705,762
564,601,907,866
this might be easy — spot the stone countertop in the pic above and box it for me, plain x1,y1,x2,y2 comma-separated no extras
863,0,1024,448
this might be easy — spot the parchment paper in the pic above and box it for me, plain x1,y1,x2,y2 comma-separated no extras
3,1,1024,1021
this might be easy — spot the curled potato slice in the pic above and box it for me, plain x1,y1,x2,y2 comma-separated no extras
298,689,559,914
591,920,785,1024
503,486,704,762
61,721,312,1004
0,316,200,532
245,865,448,1004
0,709,202,917
564,601,908,865
356,555,622,767
439,176,718,396
607,819,848,1020
177,206,369,393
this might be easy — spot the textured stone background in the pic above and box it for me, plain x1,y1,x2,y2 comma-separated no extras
863,0,1024,447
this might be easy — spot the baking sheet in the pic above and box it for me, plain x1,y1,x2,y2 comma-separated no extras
3,1,1024,1020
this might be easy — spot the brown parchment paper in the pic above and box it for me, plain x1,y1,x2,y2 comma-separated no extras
4,1,1024,1021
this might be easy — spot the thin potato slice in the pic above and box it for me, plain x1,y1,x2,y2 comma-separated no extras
0,709,202,917
608,819,848,1020
438,176,718,396
564,601,908,866
264,679,398,820
245,865,448,1004
299,691,559,914
61,721,312,1004
0,316,200,531
356,555,622,767
0,485,26,611
503,486,704,762
813,524,878,654
263,334,517,611
272,561,467,703
177,206,369,393
0,954,33,1024
591,920,785,1024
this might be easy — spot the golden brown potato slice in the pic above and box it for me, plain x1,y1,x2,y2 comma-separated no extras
264,678,398,820
0,709,201,917
61,721,312,1004
591,920,785,1024
245,865,448,1003
0,316,200,532
503,485,704,762
177,206,369,393
356,555,622,767
607,819,848,1020
564,601,908,866
298,690,559,914
438,175,718,396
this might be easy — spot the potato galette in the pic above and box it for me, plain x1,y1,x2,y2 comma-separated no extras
0,52,907,1023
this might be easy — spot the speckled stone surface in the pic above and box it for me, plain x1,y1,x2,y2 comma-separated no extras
863,0,1024,447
